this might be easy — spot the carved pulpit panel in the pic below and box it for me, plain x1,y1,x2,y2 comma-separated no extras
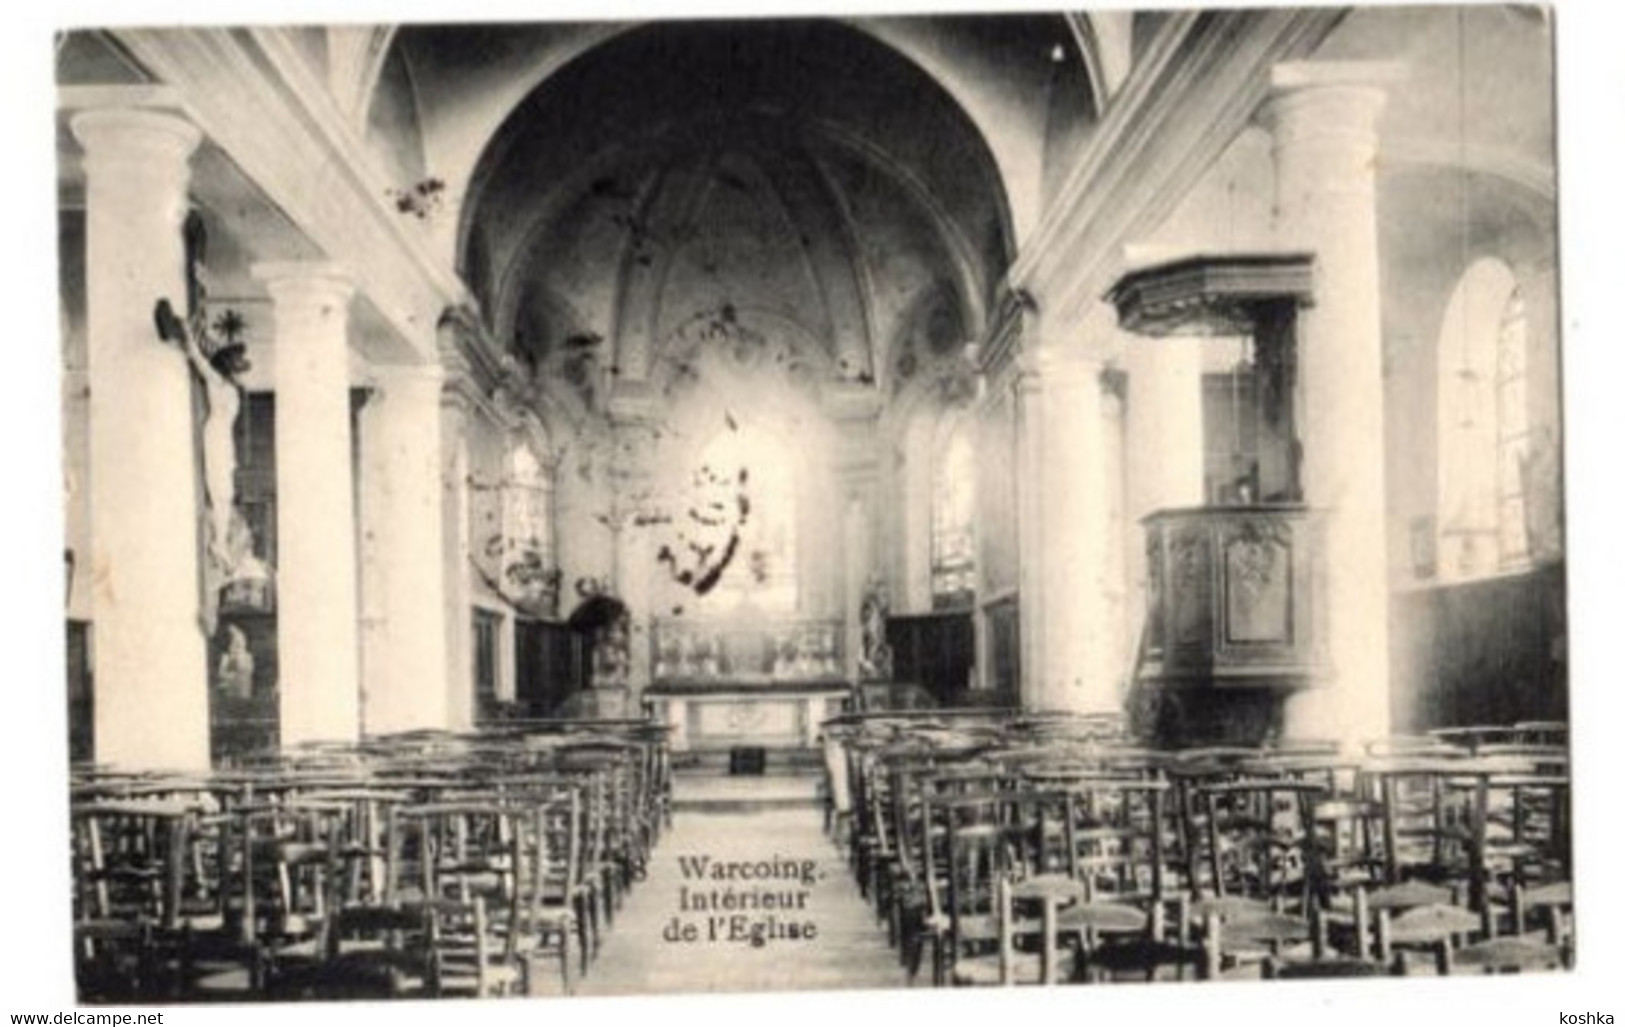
1221,519,1293,645
1141,506,1324,687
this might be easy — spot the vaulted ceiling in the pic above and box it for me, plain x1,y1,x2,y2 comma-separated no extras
53,10,1558,406
386,16,1093,407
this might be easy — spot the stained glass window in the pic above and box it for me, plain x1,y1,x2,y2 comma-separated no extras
1435,259,1530,580
931,417,976,607
503,440,553,567
1495,288,1530,567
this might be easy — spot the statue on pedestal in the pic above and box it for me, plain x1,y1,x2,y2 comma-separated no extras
216,624,255,701
858,576,893,682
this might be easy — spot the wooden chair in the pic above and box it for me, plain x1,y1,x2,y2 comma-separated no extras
1055,777,1172,907
265,904,432,1000
398,802,526,996
1450,935,1566,974
1512,880,1573,945
1362,760,1477,891
73,919,158,1001
1266,956,1388,980
1046,778,1202,983
1513,721,1568,747
514,784,583,991
891,764,1000,979
947,873,1063,986
1474,772,1571,896
71,800,210,1000
1361,883,1484,975
1193,895,1315,980
1188,779,1324,911
426,895,523,997
932,791,1031,984
1428,725,1520,753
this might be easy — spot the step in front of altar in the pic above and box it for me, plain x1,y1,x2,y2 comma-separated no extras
671,763,824,813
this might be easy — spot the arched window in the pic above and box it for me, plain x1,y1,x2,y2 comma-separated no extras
501,433,555,591
931,415,976,608
1436,259,1528,580
1494,288,1530,566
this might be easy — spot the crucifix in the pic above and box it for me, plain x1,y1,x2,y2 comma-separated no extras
152,211,256,636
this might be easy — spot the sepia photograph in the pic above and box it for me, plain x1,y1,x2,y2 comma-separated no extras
15,0,1621,1016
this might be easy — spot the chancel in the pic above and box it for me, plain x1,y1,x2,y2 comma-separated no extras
54,6,1571,1002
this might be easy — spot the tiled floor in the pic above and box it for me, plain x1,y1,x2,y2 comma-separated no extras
577,807,907,996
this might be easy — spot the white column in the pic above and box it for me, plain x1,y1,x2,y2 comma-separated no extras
440,349,476,731
71,108,209,770
843,491,870,682
898,416,934,614
256,262,361,746
1100,377,1129,703
618,524,654,694
364,363,452,733
1124,338,1207,514
610,418,658,696
1015,340,1117,715
1122,337,1206,670
1263,62,1400,745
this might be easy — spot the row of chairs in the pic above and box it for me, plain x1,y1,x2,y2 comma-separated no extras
69,722,672,1002
821,711,1571,986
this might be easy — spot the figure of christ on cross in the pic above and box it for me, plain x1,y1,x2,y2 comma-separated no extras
152,212,262,635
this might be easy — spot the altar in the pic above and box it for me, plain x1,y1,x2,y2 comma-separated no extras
643,617,852,752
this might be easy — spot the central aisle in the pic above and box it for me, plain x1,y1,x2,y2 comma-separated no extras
579,807,909,995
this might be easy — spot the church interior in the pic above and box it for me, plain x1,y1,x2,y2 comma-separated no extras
52,6,1574,1001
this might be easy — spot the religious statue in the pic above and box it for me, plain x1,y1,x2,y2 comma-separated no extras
216,624,255,701
569,580,633,689
858,576,894,681
593,609,632,687
157,299,248,562
153,213,262,635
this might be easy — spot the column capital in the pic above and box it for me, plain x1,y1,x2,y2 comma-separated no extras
1261,61,1406,144
606,380,663,426
1271,60,1406,90
490,383,532,429
435,304,481,354
431,308,482,415
252,261,356,308
821,380,885,423
371,360,444,403
440,367,480,417
837,461,882,504
70,106,201,178
1015,344,1107,393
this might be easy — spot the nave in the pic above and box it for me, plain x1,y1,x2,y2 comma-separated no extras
68,705,1573,1003
577,807,903,996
